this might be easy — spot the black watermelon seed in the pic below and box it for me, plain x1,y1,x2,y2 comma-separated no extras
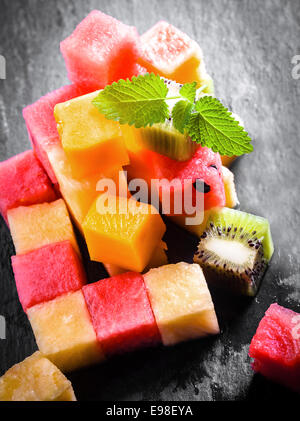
209,164,218,170
193,179,211,193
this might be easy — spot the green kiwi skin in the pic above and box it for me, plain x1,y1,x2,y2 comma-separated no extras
193,207,272,296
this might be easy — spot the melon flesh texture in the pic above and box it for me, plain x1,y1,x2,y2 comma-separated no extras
54,90,129,178
83,272,161,356
22,84,92,183
249,303,300,393
143,262,219,345
138,21,213,92
28,291,104,373
60,10,140,90
83,195,166,272
0,352,76,401
222,166,239,209
125,146,225,217
11,241,87,312
47,143,129,233
7,199,80,256
0,150,56,224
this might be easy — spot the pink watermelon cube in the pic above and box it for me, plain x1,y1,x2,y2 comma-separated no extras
0,150,56,224
249,303,300,393
60,10,141,90
23,84,92,183
11,240,87,312
82,272,161,355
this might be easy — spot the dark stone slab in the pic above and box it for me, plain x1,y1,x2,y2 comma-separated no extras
0,0,299,401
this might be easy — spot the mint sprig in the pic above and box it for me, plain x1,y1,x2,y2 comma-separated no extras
92,73,253,156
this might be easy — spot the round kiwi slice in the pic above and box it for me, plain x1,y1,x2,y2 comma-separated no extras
193,207,274,296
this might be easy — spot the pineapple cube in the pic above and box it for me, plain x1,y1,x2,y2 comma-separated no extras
83,195,166,272
7,199,80,256
54,91,129,178
0,351,76,401
222,166,239,209
143,262,219,345
28,291,104,372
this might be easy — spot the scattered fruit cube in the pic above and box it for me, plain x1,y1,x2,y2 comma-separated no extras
138,21,213,91
23,84,92,183
54,90,129,177
7,199,80,256
28,291,104,372
83,272,161,355
60,10,140,90
249,303,300,393
0,150,56,224
194,207,274,296
83,195,166,272
11,241,87,312
143,262,219,345
0,351,76,401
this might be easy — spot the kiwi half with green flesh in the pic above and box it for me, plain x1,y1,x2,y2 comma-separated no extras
138,78,202,161
193,207,274,296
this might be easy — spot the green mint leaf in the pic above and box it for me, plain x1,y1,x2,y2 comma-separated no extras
186,96,253,156
172,100,194,134
179,82,197,103
92,73,170,128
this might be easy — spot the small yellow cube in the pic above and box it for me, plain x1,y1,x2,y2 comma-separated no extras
0,351,76,401
83,195,166,272
144,262,219,345
28,291,104,372
54,91,129,178
7,199,80,256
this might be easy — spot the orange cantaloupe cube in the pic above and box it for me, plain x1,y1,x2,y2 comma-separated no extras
0,351,76,401
83,195,166,272
47,144,129,233
143,262,219,345
54,90,129,178
28,291,104,373
7,199,80,256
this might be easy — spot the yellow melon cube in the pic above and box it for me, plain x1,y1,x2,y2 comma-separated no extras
222,166,239,209
0,351,76,401
83,195,166,272
28,291,104,372
7,199,80,256
54,91,129,178
144,262,219,345
47,144,129,233
169,210,211,238
104,240,168,276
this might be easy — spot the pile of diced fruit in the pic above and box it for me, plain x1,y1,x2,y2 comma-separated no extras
0,11,299,401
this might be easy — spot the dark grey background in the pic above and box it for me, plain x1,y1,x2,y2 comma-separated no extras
0,0,299,401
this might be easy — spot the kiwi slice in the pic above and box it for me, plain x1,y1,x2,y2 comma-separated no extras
138,79,201,161
193,207,274,296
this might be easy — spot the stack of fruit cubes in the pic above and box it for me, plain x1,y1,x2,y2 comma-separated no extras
1,9,298,399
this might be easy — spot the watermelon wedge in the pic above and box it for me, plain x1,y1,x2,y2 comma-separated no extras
60,10,140,90
126,146,225,216
249,303,300,393
0,150,56,224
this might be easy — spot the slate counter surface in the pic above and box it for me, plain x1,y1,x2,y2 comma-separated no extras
0,0,299,401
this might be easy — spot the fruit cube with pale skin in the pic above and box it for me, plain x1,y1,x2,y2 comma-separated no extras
83,195,166,272
138,21,213,92
28,291,104,373
0,352,76,401
0,150,56,224
7,199,80,256
11,241,87,312
143,262,219,345
54,90,129,178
